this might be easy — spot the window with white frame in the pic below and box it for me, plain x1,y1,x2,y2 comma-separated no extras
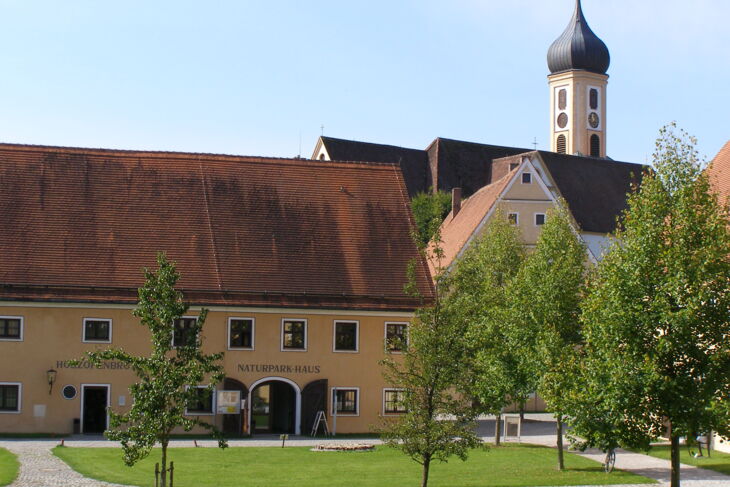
333,321,358,352
282,319,307,351
173,317,198,348
0,383,21,413
186,386,214,415
521,172,532,184
508,213,519,225
383,389,407,414
0,316,22,341
385,322,408,352
535,213,546,226
228,318,254,350
332,388,359,415
83,318,112,343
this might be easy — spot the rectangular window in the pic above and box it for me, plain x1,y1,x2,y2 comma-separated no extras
535,213,546,226
333,321,358,352
508,213,519,225
0,383,20,413
173,317,198,348
228,318,254,350
521,172,532,184
83,318,112,343
383,389,407,414
186,386,214,415
332,388,359,415
281,319,307,351
385,322,408,352
0,317,22,341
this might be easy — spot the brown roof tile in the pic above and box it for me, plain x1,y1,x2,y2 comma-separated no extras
0,143,433,310
708,141,730,207
431,171,515,274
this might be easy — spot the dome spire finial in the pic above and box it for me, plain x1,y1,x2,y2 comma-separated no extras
547,0,610,75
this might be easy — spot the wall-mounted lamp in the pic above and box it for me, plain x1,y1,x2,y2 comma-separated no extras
46,368,57,395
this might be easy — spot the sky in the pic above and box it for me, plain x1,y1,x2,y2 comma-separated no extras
0,0,727,165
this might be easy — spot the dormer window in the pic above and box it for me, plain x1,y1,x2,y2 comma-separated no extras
509,163,519,171
522,173,532,184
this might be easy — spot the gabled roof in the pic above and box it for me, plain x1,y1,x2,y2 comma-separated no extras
536,151,645,233
436,151,647,272
427,138,530,197
0,143,433,310
432,170,515,275
314,136,430,197
315,134,645,234
708,140,730,206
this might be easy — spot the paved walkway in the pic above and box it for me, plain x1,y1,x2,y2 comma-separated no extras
1,416,729,486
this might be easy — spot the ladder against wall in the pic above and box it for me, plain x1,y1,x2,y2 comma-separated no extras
310,410,330,437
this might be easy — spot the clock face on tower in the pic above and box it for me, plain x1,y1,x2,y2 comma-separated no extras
557,113,568,129
588,112,600,129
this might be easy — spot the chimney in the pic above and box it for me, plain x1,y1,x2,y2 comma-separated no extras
452,187,462,217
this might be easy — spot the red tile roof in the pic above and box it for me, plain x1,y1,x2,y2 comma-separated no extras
708,141,730,207
0,143,433,310
431,170,515,275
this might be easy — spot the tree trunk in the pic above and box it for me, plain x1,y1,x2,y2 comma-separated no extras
421,454,431,487
495,413,502,446
161,440,169,487
670,433,681,487
556,414,565,471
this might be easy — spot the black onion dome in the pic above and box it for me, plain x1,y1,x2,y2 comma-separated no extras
547,0,610,75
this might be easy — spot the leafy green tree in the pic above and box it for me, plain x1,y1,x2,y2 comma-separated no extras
380,223,480,487
84,253,227,487
448,209,532,445
579,124,730,487
411,189,452,248
508,203,587,470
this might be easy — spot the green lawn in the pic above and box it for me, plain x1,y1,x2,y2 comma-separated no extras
0,448,19,487
54,444,654,487
642,444,730,476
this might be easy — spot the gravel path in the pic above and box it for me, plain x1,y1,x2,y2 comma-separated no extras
1,416,728,487
0,440,126,487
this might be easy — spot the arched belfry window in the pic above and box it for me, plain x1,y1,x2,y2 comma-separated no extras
590,134,600,157
556,135,567,154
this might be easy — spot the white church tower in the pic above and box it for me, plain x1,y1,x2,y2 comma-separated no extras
547,0,610,158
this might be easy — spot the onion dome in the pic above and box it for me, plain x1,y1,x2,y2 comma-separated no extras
547,0,610,75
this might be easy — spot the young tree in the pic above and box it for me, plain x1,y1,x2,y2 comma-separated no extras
448,209,532,445
507,203,587,470
580,124,730,487
380,225,480,487
411,189,452,248
84,253,227,487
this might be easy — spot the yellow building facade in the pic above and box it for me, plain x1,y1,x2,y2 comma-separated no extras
0,303,413,435
0,145,433,436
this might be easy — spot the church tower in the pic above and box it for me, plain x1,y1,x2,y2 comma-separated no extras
547,0,610,157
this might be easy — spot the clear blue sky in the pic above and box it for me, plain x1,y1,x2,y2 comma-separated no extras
0,0,727,165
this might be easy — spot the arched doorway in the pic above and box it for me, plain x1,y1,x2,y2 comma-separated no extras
248,377,301,435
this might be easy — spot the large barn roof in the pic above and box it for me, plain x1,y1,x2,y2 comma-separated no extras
0,143,432,310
